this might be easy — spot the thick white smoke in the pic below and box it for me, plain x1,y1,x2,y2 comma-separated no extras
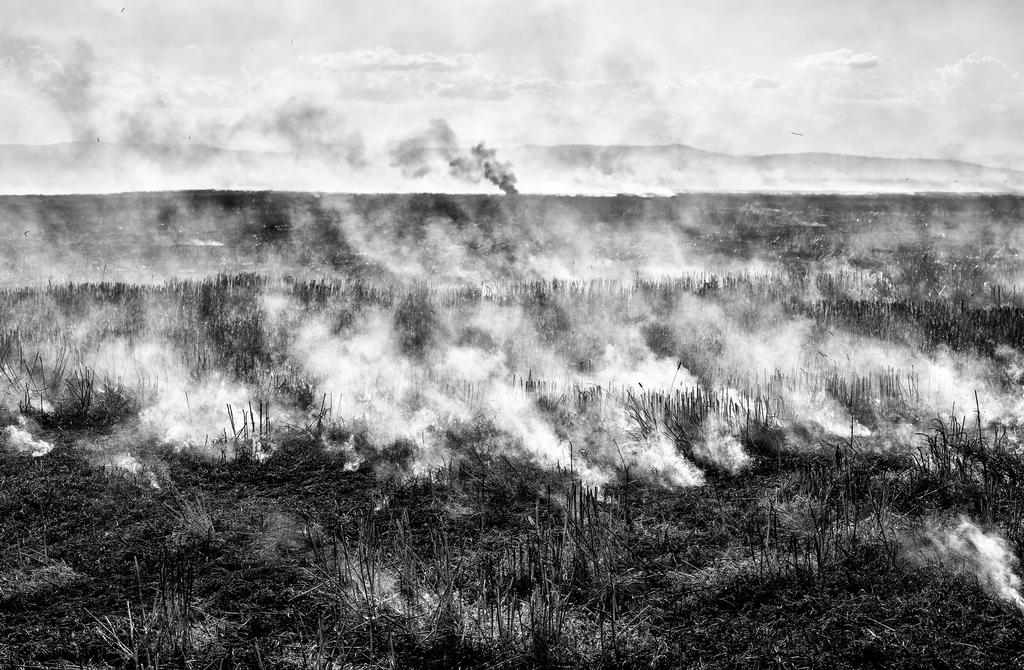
915,517,1024,611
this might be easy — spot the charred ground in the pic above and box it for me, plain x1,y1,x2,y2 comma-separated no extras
1,192,1024,668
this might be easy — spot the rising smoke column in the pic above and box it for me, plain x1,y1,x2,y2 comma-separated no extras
471,143,518,194
391,119,518,194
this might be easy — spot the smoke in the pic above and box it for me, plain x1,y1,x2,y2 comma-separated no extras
321,193,761,283
104,452,163,489
3,191,1024,495
914,517,1024,611
0,35,95,140
391,119,519,194
287,306,593,481
2,421,54,457
690,413,750,473
460,143,519,194
66,335,260,453
238,98,367,167
277,290,714,488
390,119,457,178
0,30,1016,196
0,32,1022,194
621,430,704,487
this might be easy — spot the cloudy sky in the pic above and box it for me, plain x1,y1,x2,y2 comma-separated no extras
1,0,1022,161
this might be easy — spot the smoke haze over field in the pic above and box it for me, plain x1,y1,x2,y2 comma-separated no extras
3,191,1024,485
2,1,1024,193
0,141,1023,195
4,190,1024,286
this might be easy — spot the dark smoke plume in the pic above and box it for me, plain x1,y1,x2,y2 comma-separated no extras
391,119,518,194
465,143,518,194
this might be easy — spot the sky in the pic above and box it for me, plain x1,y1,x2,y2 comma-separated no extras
1,0,1022,162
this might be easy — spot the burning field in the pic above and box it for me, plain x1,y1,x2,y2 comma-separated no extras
3,191,1024,667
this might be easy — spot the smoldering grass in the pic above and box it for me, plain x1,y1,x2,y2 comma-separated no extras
8,238,1024,666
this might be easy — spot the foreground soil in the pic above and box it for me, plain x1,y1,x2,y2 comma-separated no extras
3,431,1023,669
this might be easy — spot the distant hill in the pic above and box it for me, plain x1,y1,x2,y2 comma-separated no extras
0,141,1021,195
502,144,1024,194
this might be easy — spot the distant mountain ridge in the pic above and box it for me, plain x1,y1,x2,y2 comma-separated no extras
0,141,1020,195
502,144,1024,194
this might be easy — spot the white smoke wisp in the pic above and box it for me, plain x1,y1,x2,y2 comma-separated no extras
139,375,252,448
816,330,1024,431
317,193,772,283
622,430,705,488
436,342,588,478
658,296,876,439
586,341,699,391
2,423,54,457
485,383,610,487
562,394,705,488
106,451,162,489
95,339,253,451
291,313,445,446
782,387,873,439
690,413,750,474
284,295,719,488
180,238,225,248
0,329,286,460
291,309,600,481
919,517,1024,611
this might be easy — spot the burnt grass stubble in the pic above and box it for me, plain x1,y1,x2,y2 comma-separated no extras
2,192,1024,668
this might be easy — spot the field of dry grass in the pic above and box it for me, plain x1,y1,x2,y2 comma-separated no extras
3,192,1024,668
